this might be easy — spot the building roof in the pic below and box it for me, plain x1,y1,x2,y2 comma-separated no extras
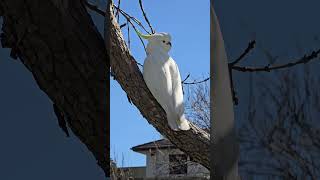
131,139,176,152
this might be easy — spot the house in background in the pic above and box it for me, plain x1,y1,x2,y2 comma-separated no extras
124,138,209,179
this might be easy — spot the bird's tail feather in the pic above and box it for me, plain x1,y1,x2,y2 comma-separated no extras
177,115,190,131
167,113,190,131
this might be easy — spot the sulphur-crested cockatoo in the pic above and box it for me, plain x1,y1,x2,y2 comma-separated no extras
136,30,190,131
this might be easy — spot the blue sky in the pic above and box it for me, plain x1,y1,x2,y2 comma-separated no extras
110,0,210,167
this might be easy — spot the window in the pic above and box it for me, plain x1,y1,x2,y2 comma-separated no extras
169,154,187,175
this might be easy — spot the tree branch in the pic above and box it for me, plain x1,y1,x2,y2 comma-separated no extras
232,49,320,72
229,40,256,66
183,77,211,85
138,0,154,34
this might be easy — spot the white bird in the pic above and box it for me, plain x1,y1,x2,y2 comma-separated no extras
136,30,190,131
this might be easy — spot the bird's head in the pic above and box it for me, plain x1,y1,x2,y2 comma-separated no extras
136,30,172,53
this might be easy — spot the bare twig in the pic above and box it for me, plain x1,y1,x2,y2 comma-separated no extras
119,23,127,29
136,61,143,67
228,65,238,105
138,0,155,34
232,49,320,72
84,2,153,68
111,5,148,51
85,1,151,35
182,74,190,83
239,68,320,178
183,77,210,85
230,40,256,66
113,5,151,34
126,19,147,51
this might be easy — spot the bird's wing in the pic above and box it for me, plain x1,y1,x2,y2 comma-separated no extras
168,57,190,130
143,56,173,112
168,57,185,116
143,55,181,130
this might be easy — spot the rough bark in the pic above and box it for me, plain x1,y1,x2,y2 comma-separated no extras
106,4,210,169
0,0,109,176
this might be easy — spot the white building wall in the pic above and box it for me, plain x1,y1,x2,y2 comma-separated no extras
156,148,172,176
146,151,155,177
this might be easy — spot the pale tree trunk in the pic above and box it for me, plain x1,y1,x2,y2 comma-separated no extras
0,0,109,176
211,2,240,179
106,2,210,170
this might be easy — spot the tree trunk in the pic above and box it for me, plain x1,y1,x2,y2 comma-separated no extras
106,3,210,169
0,0,109,176
211,2,240,179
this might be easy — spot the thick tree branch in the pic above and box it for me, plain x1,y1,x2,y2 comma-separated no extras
0,0,108,176
106,3,210,169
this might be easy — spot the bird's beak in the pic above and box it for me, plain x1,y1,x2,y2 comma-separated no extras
134,29,152,39
167,42,172,47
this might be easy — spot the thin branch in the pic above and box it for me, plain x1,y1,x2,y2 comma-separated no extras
115,0,121,22
111,5,149,52
183,77,210,85
125,18,147,51
232,49,320,72
228,65,238,105
85,2,145,68
85,2,151,35
84,2,148,67
136,61,143,67
138,0,155,34
113,5,151,34
119,23,127,29
230,40,256,66
181,74,190,83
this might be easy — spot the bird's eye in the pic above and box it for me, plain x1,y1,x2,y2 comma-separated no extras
162,40,166,43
